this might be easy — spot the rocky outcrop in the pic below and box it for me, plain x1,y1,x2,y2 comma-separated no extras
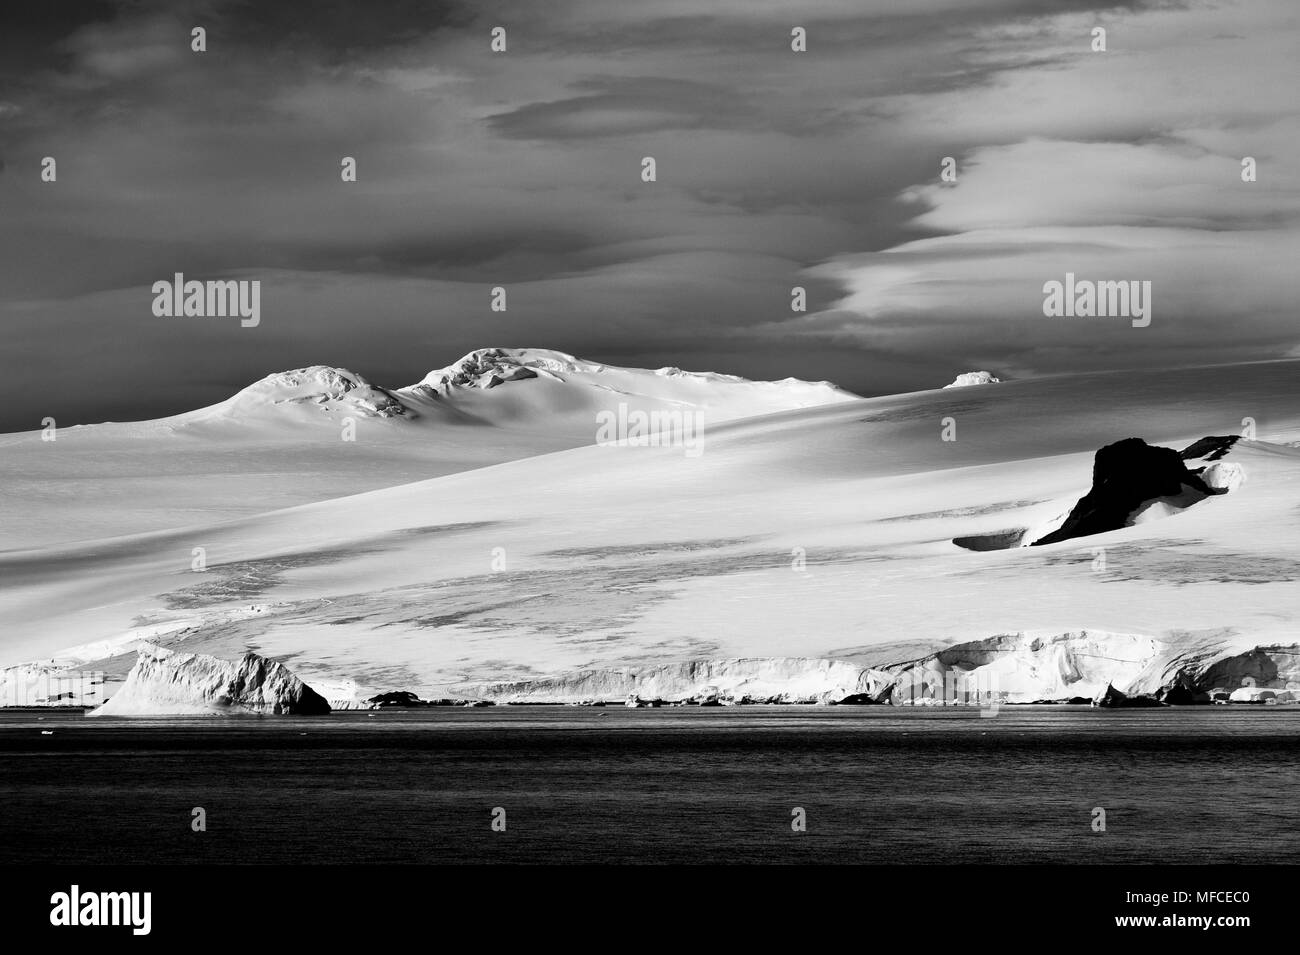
1032,438,1227,546
365,691,426,708
91,645,330,716
1156,683,1208,705
417,348,542,392
1179,435,1240,462
1194,644,1299,691
1092,682,1163,708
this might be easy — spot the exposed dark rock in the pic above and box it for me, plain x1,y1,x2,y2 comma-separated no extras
953,529,1029,551
1197,646,1282,690
1093,682,1164,708
365,691,426,708
1156,683,1208,705
1032,438,1225,546
834,693,884,705
1180,435,1240,462
1093,683,1126,707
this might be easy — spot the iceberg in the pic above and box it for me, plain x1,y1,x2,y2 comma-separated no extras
91,645,330,716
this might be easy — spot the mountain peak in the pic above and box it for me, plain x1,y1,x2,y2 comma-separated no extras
259,365,369,397
206,365,407,420
407,348,859,403
180,348,858,430
409,347,616,395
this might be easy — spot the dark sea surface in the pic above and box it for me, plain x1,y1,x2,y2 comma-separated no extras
3,706,1297,864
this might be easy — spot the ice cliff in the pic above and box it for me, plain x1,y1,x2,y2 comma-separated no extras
473,657,894,705
881,632,1300,705
462,636,1300,707
91,645,331,716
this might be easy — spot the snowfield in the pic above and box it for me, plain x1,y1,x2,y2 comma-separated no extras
1,355,1298,710
0,347,857,548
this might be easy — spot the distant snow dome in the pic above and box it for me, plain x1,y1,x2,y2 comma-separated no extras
944,371,1002,388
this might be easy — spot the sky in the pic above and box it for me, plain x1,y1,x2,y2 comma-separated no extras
0,0,1296,430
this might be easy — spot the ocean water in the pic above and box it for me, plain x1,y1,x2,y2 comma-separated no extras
3,706,1297,864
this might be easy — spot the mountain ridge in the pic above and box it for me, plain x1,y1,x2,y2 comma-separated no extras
187,346,862,425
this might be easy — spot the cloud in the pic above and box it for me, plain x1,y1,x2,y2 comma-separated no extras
0,0,1296,430
764,0,1300,376
487,77,762,140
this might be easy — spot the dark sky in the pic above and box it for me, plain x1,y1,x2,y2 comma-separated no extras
1,0,1296,430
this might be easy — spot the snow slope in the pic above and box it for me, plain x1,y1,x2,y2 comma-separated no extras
0,348,856,548
1,359,1298,706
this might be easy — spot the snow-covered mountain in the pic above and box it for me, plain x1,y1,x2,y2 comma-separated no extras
182,366,410,425
182,347,857,430
390,347,857,431
407,346,850,405
2,358,1299,710
0,347,858,547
